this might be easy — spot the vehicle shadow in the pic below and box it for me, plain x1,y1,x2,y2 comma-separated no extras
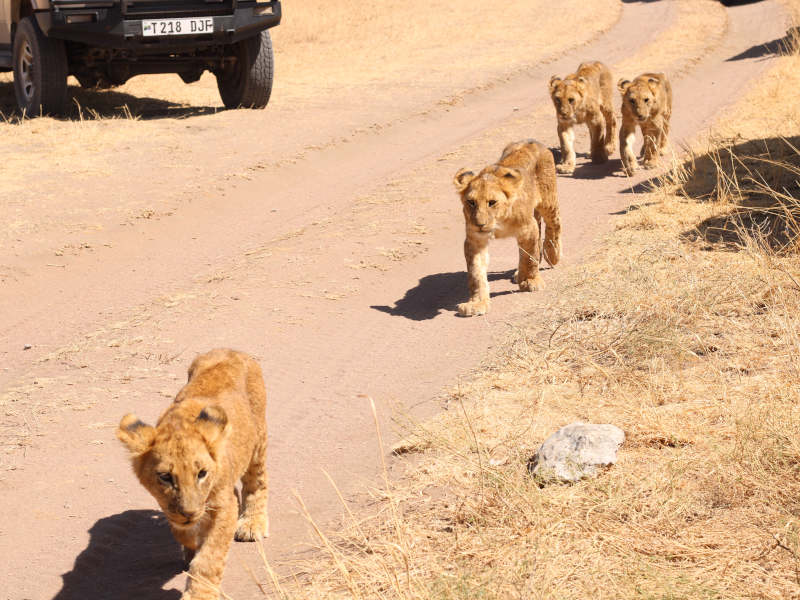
0,81,219,122
719,0,766,6
372,270,515,321
727,26,800,61
52,509,184,600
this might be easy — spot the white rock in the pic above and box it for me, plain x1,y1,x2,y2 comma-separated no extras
528,422,625,483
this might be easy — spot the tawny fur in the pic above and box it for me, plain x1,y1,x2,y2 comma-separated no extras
453,140,561,317
618,72,673,176
117,349,269,600
549,61,616,175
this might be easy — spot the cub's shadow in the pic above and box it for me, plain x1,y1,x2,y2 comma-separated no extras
53,509,183,600
571,159,623,180
550,147,622,180
372,270,514,321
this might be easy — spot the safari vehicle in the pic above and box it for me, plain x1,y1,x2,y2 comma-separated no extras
0,0,281,115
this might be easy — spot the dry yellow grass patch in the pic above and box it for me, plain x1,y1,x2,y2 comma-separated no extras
265,16,800,600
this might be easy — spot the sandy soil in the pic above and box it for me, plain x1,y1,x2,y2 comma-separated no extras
0,0,789,598
0,0,620,269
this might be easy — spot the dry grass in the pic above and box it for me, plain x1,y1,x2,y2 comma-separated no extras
258,14,800,600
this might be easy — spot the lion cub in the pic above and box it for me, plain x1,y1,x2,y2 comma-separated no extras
117,349,269,600
549,61,616,174
453,140,561,317
618,73,673,175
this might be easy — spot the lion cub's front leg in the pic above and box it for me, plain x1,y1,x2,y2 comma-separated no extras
169,525,198,568
588,113,609,164
641,120,668,169
181,494,238,600
235,439,269,541
556,121,576,174
619,120,639,176
516,226,544,292
458,236,490,317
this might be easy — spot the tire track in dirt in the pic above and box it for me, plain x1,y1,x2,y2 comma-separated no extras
0,0,625,268
0,1,789,598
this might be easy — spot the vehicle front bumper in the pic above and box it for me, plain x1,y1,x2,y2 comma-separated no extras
36,0,281,49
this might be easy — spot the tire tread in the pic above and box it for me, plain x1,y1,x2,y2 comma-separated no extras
13,17,68,116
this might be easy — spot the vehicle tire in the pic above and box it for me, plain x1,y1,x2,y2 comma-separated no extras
216,30,273,109
12,17,68,116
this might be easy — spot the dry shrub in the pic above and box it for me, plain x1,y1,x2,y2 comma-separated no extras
674,136,800,254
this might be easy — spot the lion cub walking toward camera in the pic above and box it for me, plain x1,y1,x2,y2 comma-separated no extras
549,61,616,174
453,140,561,317
117,349,268,600
618,73,673,175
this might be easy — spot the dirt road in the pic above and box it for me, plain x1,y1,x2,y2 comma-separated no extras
0,1,788,598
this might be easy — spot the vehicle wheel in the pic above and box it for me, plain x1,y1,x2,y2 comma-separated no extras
216,30,273,109
12,17,68,116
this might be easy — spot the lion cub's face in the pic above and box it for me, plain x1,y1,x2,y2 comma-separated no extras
117,406,229,529
453,166,522,234
549,77,586,122
619,77,660,122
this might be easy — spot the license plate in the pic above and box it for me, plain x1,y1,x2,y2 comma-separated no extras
142,17,214,37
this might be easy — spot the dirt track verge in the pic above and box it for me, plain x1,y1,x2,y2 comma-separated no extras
282,7,800,599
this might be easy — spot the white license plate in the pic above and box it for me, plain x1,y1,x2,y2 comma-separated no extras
142,17,214,37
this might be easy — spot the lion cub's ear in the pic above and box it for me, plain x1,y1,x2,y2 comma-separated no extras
195,404,231,456
617,78,631,94
453,168,475,193
117,414,156,456
647,74,663,93
495,167,523,190
549,76,562,93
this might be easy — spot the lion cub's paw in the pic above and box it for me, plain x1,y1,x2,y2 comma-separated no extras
457,300,489,317
519,277,545,292
555,163,575,175
642,159,659,170
511,269,519,284
235,517,268,542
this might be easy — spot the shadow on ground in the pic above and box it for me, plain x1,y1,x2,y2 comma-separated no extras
372,270,515,320
719,0,767,6
572,158,623,180
52,509,183,600
728,26,799,61
636,136,800,253
0,81,219,122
